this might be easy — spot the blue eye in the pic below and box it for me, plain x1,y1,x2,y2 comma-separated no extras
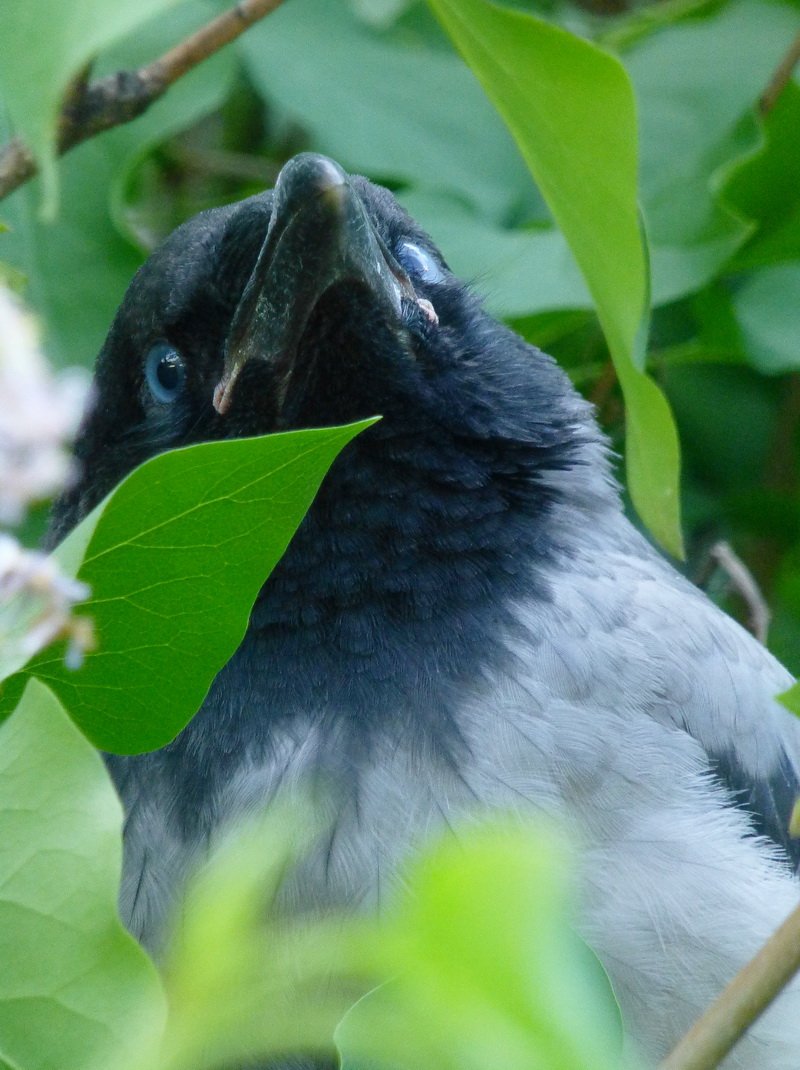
396,241,445,284
145,343,186,403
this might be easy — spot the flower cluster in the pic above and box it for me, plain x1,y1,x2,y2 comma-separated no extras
0,285,89,524
0,285,92,669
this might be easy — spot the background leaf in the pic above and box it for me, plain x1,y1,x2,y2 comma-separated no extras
0,0,186,213
0,1,235,369
238,0,534,222
628,0,800,299
732,263,800,373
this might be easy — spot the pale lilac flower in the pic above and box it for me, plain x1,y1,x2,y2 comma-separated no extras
0,285,90,524
0,287,93,672
0,533,93,674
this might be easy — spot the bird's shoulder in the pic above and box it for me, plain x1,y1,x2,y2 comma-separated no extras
507,515,800,863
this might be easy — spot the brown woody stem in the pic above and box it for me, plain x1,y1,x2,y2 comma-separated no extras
660,900,800,1070
0,0,285,201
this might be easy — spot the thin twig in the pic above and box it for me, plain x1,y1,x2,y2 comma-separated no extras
659,900,800,1070
708,540,770,645
0,0,285,201
760,30,800,114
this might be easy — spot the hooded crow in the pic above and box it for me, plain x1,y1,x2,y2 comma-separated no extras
50,153,800,1068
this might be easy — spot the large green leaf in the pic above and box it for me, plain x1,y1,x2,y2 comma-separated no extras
0,1,235,369
337,822,622,1070
14,421,375,754
425,0,682,555
0,0,186,214
0,680,165,1070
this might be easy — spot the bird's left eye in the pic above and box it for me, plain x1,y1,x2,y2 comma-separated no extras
396,241,445,284
145,343,187,404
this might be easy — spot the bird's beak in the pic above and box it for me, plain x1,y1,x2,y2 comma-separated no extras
212,153,421,417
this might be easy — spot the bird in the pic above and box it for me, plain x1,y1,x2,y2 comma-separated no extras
49,152,800,1068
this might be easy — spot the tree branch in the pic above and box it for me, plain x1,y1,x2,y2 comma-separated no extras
659,900,800,1070
0,0,286,202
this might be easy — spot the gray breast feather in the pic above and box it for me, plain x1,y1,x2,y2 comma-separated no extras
514,524,800,867
116,515,800,1066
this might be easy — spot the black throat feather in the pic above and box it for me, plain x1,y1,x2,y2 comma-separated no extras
141,326,599,837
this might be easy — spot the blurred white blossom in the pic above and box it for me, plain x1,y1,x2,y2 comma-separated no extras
0,285,92,674
0,285,89,524
0,533,93,675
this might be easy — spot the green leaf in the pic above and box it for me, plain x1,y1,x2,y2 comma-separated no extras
724,81,800,270
238,0,534,222
425,0,682,555
628,0,800,298
158,806,366,1070
600,0,721,51
0,0,185,214
18,421,375,754
780,680,800,718
0,679,165,1070
731,263,800,374
337,821,622,1070
0,1,235,369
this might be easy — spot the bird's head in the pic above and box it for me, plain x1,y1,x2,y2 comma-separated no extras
50,153,612,553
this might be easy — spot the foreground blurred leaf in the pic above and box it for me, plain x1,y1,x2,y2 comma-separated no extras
151,814,626,1070
0,680,165,1070
12,420,375,753
426,0,681,555
0,0,184,214
337,822,622,1070
157,808,367,1070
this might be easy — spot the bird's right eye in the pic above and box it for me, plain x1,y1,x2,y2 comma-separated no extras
145,343,187,404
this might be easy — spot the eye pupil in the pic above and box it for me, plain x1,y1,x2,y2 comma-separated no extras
145,343,186,403
157,352,181,391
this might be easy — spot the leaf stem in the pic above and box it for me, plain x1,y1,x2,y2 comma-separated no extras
659,900,800,1070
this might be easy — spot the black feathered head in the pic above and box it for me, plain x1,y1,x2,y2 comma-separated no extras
50,154,613,553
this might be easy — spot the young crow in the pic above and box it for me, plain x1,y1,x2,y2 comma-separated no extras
51,153,800,1067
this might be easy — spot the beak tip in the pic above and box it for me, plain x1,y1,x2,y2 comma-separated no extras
273,154,349,222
